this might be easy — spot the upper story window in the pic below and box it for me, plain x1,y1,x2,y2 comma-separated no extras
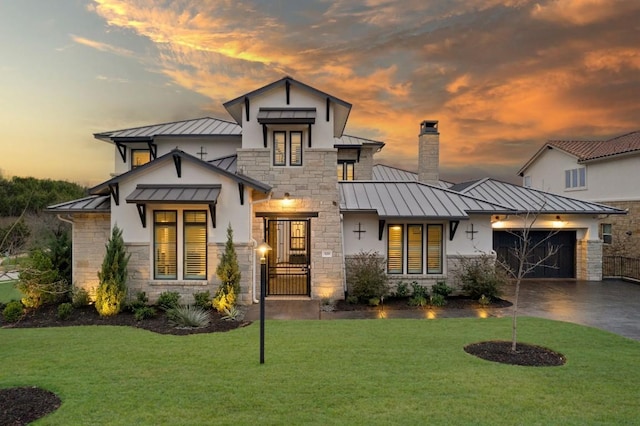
337,160,355,181
523,175,532,188
565,167,586,189
274,131,302,166
601,223,612,245
132,149,151,169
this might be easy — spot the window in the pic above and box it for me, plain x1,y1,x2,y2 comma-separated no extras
387,224,443,274
131,149,151,169
601,223,612,245
183,211,207,279
337,160,355,181
154,210,207,280
427,225,443,274
407,225,423,274
154,211,177,279
290,221,306,250
523,175,532,188
565,167,586,189
387,225,404,274
273,131,303,166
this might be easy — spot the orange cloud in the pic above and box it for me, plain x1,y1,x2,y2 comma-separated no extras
70,34,133,56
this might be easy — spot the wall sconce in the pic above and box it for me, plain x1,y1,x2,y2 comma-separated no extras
491,215,504,229
282,192,293,206
284,192,290,200
552,215,565,228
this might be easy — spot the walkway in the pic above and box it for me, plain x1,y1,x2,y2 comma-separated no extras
245,280,640,341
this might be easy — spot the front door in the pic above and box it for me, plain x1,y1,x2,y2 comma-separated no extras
266,219,311,296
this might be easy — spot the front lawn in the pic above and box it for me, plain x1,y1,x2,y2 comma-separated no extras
1,317,639,424
0,280,21,303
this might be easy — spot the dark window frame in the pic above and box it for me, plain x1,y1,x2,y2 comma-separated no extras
154,210,177,280
337,160,355,181
183,210,207,280
131,148,151,169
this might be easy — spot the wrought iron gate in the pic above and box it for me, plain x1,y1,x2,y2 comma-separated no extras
266,219,310,296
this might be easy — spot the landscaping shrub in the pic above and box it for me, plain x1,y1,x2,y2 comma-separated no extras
409,282,429,307
431,281,453,297
157,291,181,311
213,285,236,313
345,251,389,303
71,287,90,308
214,224,240,313
193,290,211,309
167,305,210,328
95,226,130,317
456,255,507,300
57,302,73,320
429,294,446,307
2,300,23,323
394,281,409,298
134,306,156,321
17,249,68,308
221,306,241,321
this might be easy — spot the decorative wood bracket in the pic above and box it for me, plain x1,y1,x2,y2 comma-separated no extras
135,203,146,228
108,183,120,206
449,220,460,241
378,220,386,241
244,97,250,121
356,147,362,162
116,143,127,163
262,124,268,148
285,80,291,104
238,183,245,205
326,97,330,121
209,203,217,229
173,154,182,177
308,124,312,148
147,142,157,160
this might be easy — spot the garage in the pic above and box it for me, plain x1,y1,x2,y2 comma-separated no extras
493,230,576,278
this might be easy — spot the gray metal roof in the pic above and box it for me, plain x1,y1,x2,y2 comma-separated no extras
334,135,385,148
94,117,241,141
371,164,453,189
208,155,237,173
339,181,514,219
257,108,316,124
47,195,110,213
126,185,221,204
456,178,626,214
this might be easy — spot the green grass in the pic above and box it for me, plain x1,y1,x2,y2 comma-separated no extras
0,280,21,303
1,317,639,425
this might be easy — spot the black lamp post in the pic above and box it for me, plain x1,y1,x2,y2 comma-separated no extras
257,242,271,364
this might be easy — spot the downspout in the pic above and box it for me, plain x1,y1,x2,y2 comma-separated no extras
56,214,75,225
249,192,272,303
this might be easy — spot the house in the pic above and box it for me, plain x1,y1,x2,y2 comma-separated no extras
48,77,624,304
518,131,640,258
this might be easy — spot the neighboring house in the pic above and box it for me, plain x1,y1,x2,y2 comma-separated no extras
518,131,640,258
48,77,624,304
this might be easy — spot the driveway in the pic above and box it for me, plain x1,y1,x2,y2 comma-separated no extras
500,279,640,341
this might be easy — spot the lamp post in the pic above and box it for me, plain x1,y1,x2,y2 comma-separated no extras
256,242,271,364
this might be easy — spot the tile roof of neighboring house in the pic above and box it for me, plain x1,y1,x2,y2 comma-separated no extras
371,164,454,189
452,178,626,215
47,195,111,213
519,130,640,174
94,117,242,141
339,181,514,219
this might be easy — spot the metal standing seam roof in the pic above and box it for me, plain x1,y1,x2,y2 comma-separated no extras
94,117,242,140
208,155,237,173
339,181,514,219
371,164,454,189
47,195,111,213
256,108,316,123
455,178,626,214
334,135,385,148
126,185,221,204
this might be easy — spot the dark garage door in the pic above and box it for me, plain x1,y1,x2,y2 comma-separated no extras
493,231,576,278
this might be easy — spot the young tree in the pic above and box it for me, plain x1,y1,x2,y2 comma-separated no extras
213,224,240,312
95,225,130,316
495,210,559,351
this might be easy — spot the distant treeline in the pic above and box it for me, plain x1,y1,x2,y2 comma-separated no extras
0,176,87,216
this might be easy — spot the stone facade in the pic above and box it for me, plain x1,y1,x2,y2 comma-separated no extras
597,200,640,258
576,239,603,281
239,147,345,300
71,213,110,296
337,146,376,181
418,121,440,185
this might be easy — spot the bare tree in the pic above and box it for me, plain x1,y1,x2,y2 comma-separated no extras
495,209,560,351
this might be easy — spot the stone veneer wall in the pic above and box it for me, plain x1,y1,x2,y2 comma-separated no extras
71,213,111,296
125,242,254,305
239,147,344,300
576,239,603,281
597,200,640,258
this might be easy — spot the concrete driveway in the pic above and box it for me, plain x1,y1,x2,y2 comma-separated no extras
500,279,640,341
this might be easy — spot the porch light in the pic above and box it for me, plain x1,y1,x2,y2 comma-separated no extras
491,215,504,229
255,241,271,364
282,192,293,206
552,215,565,228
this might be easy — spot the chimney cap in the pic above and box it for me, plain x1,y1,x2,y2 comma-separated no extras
420,120,439,135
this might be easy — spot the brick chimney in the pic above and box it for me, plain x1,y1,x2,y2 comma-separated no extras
418,120,439,185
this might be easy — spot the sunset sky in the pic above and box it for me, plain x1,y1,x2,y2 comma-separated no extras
1,0,638,186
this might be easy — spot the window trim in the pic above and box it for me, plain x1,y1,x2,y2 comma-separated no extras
183,210,207,280
131,148,151,169
337,160,355,181
154,210,177,280
601,223,612,245
564,167,586,190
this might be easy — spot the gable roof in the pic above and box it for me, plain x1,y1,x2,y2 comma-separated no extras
94,117,241,142
208,154,237,173
519,130,640,175
339,181,514,219
223,76,352,138
89,149,271,195
47,195,111,213
453,178,626,215
371,164,454,189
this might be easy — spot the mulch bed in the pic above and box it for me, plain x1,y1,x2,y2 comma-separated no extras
334,295,513,311
465,341,566,366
